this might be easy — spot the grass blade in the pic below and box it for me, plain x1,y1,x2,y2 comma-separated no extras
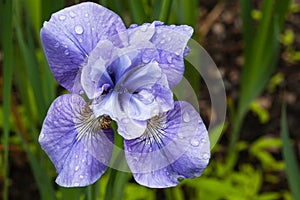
281,105,300,200
128,0,147,24
0,0,13,199
18,132,57,200
159,0,173,22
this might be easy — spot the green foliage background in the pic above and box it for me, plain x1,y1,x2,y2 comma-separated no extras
1,0,299,199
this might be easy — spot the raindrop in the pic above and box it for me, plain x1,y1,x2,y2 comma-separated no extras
200,138,207,143
84,13,89,18
202,152,210,160
79,175,84,179
64,49,69,55
75,165,80,171
177,132,184,139
54,42,59,48
59,15,66,21
74,182,79,186
140,25,147,32
182,111,190,122
149,147,153,152
142,55,151,63
40,133,45,139
83,148,87,152
81,159,85,163
190,138,200,147
160,39,165,44
167,55,173,63
69,11,77,18
156,29,162,34
75,25,84,35
78,38,83,43
122,118,130,124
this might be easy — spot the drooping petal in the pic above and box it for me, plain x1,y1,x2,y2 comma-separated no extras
128,21,193,88
39,94,114,187
124,101,210,188
41,2,126,93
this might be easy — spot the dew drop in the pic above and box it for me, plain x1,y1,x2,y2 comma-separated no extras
74,182,79,186
84,13,89,17
202,152,210,160
59,15,66,21
75,165,80,171
122,118,130,124
81,159,85,163
177,132,184,139
79,175,84,179
190,138,200,147
142,55,151,63
156,29,162,34
54,42,60,48
75,25,84,35
160,39,165,44
83,148,87,152
167,55,173,63
182,111,190,122
200,138,207,143
64,49,69,55
69,11,77,18
140,25,147,32
149,147,153,152
40,133,45,139
78,38,83,43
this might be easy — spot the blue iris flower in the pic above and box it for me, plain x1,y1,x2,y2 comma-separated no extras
39,2,210,188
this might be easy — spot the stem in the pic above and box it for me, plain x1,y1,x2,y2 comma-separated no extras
159,0,173,22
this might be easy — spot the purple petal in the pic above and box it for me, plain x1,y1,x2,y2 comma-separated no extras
41,2,126,92
90,61,173,139
91,91,148,140
39,94,114,187
127,21,193,88
124,101,210,188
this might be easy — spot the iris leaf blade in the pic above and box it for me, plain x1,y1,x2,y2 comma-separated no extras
280,105,300,200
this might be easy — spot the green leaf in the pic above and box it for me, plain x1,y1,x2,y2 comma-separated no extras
18,133,57,200
0,1,13,199
281,105,300,200
128,0,147,24
209,123,227,150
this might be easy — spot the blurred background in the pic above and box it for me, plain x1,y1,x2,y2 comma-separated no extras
0,0,300,199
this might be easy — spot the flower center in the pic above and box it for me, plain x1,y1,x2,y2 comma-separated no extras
76,104,112,140
140,113,167,145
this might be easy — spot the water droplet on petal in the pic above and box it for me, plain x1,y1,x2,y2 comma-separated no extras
122,118,130,124
200,138,207,143
75,165,80,171
167,56,173,63
182,111,190,122
64,49,69,55
177,132,184,139
79,175,84,179
59,15,66,21
156,29,162,34
75,25,84,35
40,133,45,139
69,11,77,18
190,138,200,147
81,159,85,163
78,38,83,43
74,182,79,186
140,25,148,32
202,152,210,160
142,55,151,63
54,42,60,48
149,147,153,152
160,40,165,44
84,13,89,17
83,148,87,152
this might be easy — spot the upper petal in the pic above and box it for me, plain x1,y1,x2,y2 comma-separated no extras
39,94,114,187
124,101,210,188
128,21,193,88
41,2,126,93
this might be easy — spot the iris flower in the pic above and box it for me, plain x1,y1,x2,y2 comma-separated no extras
39,2,210,188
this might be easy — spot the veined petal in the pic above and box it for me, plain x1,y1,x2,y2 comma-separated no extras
39,94,114,187
124,101,210,188
91,91,147,140
128,21,193,88
41,2,126,93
